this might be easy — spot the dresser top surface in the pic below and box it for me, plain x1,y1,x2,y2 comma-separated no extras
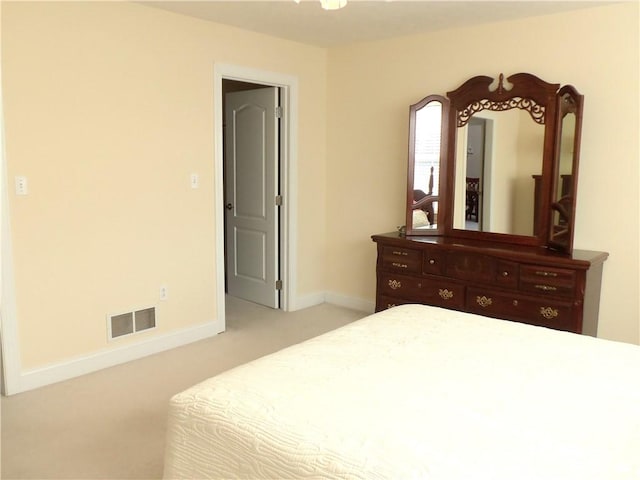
372,232,609,267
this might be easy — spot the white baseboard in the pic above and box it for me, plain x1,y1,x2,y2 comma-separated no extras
325,292,375,314
290,292,326,311
12,320,224,395
292,291,374,314
9,291,373,395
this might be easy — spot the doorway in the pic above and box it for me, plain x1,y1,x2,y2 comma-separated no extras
222,80,281,309
466,117,486,230
214,64,297,326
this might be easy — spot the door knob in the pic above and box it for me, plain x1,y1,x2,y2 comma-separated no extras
225,203,233,210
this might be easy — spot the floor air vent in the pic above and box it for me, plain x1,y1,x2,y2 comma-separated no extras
108,307,156,340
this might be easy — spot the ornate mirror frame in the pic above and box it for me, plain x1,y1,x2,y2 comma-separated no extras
405,72,583,254
548,85,584,253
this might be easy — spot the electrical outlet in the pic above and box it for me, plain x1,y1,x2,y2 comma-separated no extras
160,285,168,301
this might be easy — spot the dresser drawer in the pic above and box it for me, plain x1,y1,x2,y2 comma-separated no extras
494,260,519,289
377,295,414,311
466,287,577,332
379,271,423,298
520,265,576,298
381,246,422,273
445,252,494,283
422,248,445,275
379,272,465,309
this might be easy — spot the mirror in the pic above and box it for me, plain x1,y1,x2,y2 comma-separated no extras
549,86,583,253
405,95,449,235
405,73,583,253
452,108,544,236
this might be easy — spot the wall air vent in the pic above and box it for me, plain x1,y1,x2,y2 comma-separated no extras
108,307,156,340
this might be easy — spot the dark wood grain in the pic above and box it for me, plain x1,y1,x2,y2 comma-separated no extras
372,232,607,335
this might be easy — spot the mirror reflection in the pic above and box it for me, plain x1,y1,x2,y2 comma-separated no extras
411,100,442,230
453,107,544,236
406,73,583,253
550,92,578,245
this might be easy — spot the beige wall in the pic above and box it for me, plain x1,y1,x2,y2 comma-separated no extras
2,1,328,370
2,1,638,382
327,2,639,344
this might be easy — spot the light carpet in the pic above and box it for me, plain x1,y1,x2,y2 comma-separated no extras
1,296,366,479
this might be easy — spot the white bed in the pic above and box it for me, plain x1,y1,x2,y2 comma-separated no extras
163,304,640,480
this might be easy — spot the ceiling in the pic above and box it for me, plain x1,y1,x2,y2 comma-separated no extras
141,0,611,48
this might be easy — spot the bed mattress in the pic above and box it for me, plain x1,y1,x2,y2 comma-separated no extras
163,304,640,479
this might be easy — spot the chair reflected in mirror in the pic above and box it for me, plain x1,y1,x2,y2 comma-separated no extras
412,166,438,228
465,177,480,226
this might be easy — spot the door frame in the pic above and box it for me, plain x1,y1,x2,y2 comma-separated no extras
213,63,298,327
467,117,486,229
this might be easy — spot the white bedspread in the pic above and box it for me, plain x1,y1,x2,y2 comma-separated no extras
163,304,640,480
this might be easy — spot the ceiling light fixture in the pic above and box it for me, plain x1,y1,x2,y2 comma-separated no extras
319,0,347,9
294,0,347,11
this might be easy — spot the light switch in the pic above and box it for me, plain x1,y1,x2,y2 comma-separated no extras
15,176,28,195
190,173,199,189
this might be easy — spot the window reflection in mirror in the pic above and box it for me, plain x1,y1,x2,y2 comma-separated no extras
453,108,544,236
411,100,442,230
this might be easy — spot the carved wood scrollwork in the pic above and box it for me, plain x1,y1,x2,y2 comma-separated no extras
407,72,583,254
457,97,546,127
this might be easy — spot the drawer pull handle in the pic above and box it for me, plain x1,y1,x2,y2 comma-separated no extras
387,303,397,309
476,296,493,308
428,259,436,265
535,271,558,278
535,284,557,292
438,289,454,300
388,279,402,290
540,307,559,320
392,262,408,268
392,250,408,256
501,271,509,277
513,300,519,306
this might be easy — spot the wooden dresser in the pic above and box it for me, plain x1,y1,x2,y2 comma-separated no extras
372,232,608,335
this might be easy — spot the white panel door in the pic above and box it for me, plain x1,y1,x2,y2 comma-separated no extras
225,87,279,308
